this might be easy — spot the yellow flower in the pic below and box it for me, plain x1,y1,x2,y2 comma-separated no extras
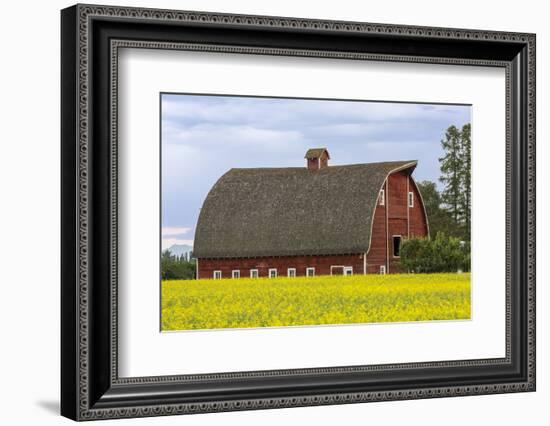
161,273,471,331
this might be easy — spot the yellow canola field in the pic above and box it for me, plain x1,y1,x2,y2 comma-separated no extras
161,273,470,331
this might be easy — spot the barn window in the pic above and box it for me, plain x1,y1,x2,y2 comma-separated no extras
250,269,259,278
287,268,296,277
213,270,222,279
379,265,386,274
379,189,385,205
408,191,414,207
344,266,353,276
393,235,402,257
269,268,277,278
306,267,315,277
232,270,240,279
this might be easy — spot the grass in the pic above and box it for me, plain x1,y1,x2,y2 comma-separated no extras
161,273,471,331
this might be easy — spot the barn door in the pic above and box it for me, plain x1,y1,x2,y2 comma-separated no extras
330,266,353,275
330,266,344,275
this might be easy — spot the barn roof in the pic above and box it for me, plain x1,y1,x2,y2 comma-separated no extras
304,148,330,159
193,160,417,259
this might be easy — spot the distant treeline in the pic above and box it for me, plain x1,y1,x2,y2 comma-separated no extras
161,250,196,280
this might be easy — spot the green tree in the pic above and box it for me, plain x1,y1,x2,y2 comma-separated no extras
416,180,456,238
400,232,470,273
438,123,472,241
161,249,196,280
459,123,471,240
439,125,464,225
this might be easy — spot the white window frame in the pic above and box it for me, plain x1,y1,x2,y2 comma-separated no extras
306,267,315,277
408,191,414,208
213,270,222,279
287,268,296,277
379,188,385,205
268,268,277,278
231,269,240,279
379,265,386,275
250,269,259,278
344,266,353,276
392,235,402,258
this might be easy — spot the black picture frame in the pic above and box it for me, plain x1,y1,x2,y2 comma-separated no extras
61,4,536,421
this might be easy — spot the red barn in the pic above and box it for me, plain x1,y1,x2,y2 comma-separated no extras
193,148,429,278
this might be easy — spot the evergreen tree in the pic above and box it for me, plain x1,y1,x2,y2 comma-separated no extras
460,123,471,240
439,125,464,225
438,123,472,241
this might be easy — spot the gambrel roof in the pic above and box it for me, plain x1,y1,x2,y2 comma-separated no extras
193,160,417,259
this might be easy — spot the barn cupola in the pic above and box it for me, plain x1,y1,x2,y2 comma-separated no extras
305,148,330,171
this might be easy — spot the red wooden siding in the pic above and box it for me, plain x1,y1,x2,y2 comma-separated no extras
319,152,329,168
198,253,364,279
366,180,387,273
307,157,318,170
306,151,329,170
366,171,429,273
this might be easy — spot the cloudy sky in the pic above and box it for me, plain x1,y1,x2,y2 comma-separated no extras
161,94,471,250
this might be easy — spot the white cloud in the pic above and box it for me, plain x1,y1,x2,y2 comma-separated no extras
164,123,304,151
162,238,194,251
162,96,465,131
162,98,296,126
161,226,191,237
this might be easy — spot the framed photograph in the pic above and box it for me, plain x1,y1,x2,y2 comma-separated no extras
61,4,536,421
